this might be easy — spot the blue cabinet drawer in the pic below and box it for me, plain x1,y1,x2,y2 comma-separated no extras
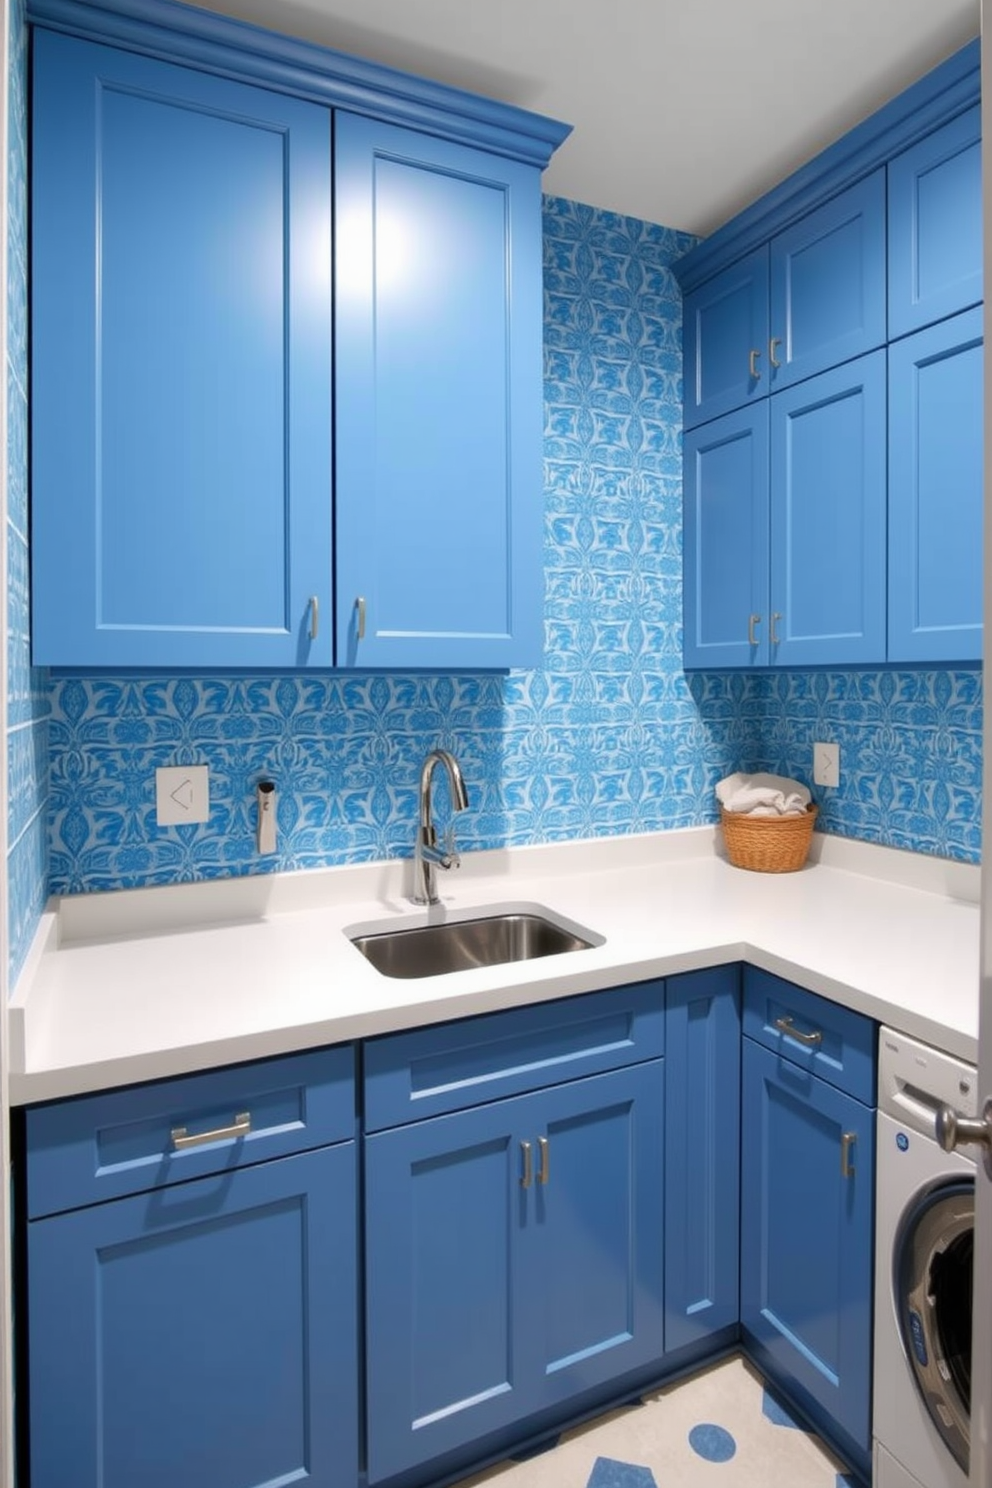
364,981,665,1132
742,968,875,1104
26,1045,355,1219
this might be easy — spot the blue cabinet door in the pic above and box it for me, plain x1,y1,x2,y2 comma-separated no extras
768,171,886,391
769,351,887,666
30,31,333,668
740,1039,874,1465
664,968,740,1352
528,1060,665,1405
334,112,545,669
364,1097,531,1482
683,404,770,667
888,105,982,339
888,307,983,663
28,1144,358,1488
365,1062,664,1483
683,246,769,429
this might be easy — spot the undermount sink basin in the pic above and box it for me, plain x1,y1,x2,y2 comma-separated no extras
350,910,597,980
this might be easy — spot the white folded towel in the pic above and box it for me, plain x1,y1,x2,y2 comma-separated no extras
716,771,812,818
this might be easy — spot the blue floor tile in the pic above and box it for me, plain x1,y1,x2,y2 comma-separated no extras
585,1456,657,1488
762,1386,804,1430
688,1423,737,1462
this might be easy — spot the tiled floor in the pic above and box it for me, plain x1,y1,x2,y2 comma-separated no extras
453,1356,858,1488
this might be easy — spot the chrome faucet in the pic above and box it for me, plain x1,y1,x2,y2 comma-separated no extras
412,750,469,905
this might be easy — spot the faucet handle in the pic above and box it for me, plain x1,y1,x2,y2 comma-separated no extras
441,825,462,870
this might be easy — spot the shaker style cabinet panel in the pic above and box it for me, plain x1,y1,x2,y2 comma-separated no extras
682,173,885,430
684,353,886,669
888,307,984,663
28,1143,359,1488
768,351,887,666
30,30,334,668
664,967,741,1352
740,1038,875,1472
683,247,769,429
888,104,982,339
334,113,545,670
682,405,770,668
767,171,886,392
30,23,559,671
364,1061,665,1484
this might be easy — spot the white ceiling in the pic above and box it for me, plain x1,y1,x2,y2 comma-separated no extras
194,0,980,237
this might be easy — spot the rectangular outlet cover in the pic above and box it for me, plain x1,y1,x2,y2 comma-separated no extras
156,765,210,826
813,743,840,789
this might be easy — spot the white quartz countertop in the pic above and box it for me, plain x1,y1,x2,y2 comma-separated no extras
8,827,981,1105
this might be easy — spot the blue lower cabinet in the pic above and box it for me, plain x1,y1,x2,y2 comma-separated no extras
364,1061,665,1483
664,967,741,1350
740,1038,874,1468
28,1144,358,1488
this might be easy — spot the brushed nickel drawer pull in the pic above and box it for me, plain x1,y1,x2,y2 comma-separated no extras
537,1135,550,1186
770,611,782,646
520,1139,533,1189
171,1111,251,1151
355,595,366,641
749,348,761,379
774,1016,822,1048
769,336,782,368
841,1131,857,1178
308,595,319,641
748,613,760,646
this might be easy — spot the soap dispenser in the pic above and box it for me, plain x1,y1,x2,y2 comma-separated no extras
256,781,277,855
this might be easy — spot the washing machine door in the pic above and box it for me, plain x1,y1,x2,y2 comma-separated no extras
895,1178,974,1473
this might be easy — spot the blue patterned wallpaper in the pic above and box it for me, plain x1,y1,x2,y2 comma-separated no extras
6,190,982,910
7,0,50,984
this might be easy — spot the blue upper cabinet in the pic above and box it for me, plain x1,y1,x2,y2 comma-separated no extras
769,352,887,666
682,175,885,430
888,105,982,339
888,307,984,663
683,247,769,429
768,172,886,391
31,30,334,669
28,0,569,671
683,405,770,667
334,114,544,669
677,40,981,670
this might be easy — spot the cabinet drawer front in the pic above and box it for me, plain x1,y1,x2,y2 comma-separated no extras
742,968,875,1103
364,981,664,1131
26,1046,355,1219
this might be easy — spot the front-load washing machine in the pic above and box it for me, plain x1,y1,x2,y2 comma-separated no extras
874,1026,977,1488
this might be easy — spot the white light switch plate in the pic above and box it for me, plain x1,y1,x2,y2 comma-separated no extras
156,765,210,826
813,742,840,789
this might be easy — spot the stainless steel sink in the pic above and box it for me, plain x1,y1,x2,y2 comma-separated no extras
350,911,596,979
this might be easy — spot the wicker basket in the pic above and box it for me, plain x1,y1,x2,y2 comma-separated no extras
719,803,818,873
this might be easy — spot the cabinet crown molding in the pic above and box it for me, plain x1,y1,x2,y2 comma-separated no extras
26,0,572,167
675,37,979,292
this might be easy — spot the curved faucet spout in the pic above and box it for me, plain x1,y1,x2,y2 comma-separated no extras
412,750,469,905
